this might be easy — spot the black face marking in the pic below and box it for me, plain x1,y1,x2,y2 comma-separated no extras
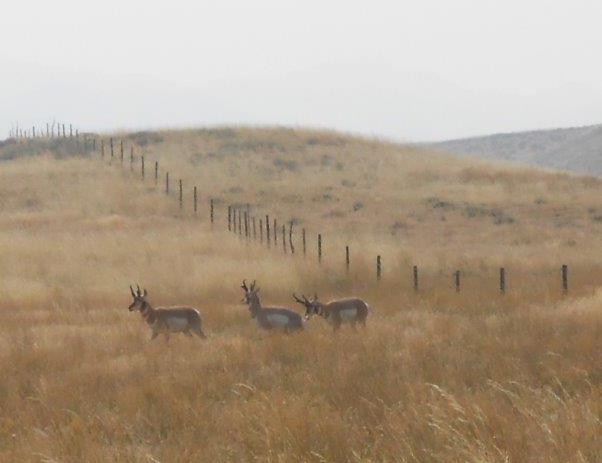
129,296,149,312
244,290,259,305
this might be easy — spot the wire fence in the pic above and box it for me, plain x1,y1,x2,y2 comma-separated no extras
6,129,599,300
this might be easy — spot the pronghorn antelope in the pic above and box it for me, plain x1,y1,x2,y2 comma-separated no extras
292,293,369,331
128,285,206,341
241,280,303,333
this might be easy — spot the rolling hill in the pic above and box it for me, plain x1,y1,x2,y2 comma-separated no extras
3,126,602,268
431,123,602,175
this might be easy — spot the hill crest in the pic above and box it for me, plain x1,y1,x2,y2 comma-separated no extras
430,123,602,175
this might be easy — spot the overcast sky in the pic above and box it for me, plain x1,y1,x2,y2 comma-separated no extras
2,0,602,141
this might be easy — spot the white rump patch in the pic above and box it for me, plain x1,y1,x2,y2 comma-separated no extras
265,313,292,327
165,317,190,331
339,308,358,322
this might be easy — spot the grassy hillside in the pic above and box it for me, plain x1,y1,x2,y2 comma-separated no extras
12,126,602,269
0,128,600,461
431,123,602,176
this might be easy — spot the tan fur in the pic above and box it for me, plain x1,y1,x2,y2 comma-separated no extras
293,294,369,331
128,286,206,341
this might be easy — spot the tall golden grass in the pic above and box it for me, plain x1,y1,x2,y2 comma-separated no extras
0,129,600,462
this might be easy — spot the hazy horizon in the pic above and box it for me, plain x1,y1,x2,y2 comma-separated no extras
2,0,602,142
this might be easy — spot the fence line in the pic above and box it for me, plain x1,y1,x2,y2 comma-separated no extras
91,134,578,295
10,131,586,297
7,121,81,141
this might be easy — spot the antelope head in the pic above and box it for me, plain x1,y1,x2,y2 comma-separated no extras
128,284,149,312
241,279,260,308
293,293,320,319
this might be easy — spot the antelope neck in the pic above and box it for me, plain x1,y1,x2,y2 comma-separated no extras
316,302,328,317
248,297,262,316
140,302,157,324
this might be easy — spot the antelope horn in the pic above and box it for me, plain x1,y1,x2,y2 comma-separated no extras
241,279,248,291
292,293,305,304
250,280,256,291
136,284,142,297
130,285,136,297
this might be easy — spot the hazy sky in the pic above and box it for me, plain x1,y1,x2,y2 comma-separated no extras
2,0,602,141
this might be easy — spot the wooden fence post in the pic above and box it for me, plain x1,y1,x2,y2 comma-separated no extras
210,198,214,223
233,207,237,232
165,172,169,194
244,211,249,238
62,124,66,138
101,140,105,158
302,228,306,256
130,147,134,171
289,221,294,254
455,270,461,292
266,215,270,245
345,245,350,273
562,265,568,295
179,179,183,209
282,224,286,253
500,267,506,294
413,265,419,292
120,140,124,164
193,186,198,213
253,217,257,240
376,255,382,281
110,138,114,159
141,156,145,179
318,233,322,264
154,161,159,185
273,219,277,245
259,218,264,243
238,209,242,235
228,206,232,231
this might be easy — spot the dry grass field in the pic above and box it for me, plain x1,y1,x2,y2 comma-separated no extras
0,128,600,462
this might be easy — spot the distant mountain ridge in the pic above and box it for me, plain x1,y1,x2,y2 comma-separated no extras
431,124,602,176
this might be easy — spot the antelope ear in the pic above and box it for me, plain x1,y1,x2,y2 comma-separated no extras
143,288,148,297
314,293,318,301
